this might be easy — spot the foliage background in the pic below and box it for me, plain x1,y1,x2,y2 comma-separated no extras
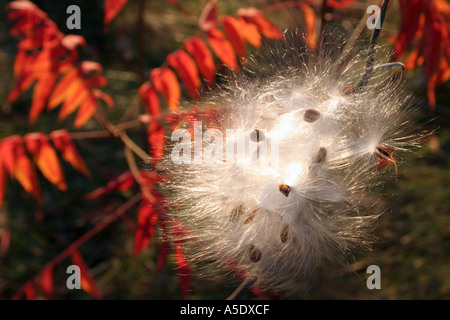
0,0,449,299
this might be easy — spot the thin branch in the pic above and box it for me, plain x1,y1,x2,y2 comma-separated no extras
226,277,251,300
12,193,141,300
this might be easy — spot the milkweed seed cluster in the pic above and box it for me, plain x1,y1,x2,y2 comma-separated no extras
161,32,422,295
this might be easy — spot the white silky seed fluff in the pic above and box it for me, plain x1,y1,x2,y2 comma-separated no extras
160,31,423,295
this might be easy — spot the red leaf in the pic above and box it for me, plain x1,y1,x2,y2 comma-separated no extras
150,67,180,112
394,0,424,59
138,82,161,116
74,94,98,128
148,120,166,166
2,136,42,200
0,228,11,255
70,250,103,299
174,244,191,299
0,144,8,207
40,266,53,300
85,171,135,199
24,133,67,191
207,28,238,71
58,82,90,121
134,201,158,256
156,240,170,272
167,50,201,99
183,37,216,84
24,282,36,300
48,67,79,109
198,0,217,32
298,3,317,50
222,16,247,58
238,8,283,40
238,17,262,48
104,0,128,32
327,0,358,9
50,129,91,177
30,74,57,125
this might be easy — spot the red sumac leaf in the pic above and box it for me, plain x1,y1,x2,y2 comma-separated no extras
134,201,158,256
70,250,103,299
24,133,67,191
239,17,261,48
207,28,238,71
148,120,166,166
198,0,217,32
24,282,36,300
167,50,201,99
50,129,91,177
138,82,161,116
222,16,247,58
174,244,191,299
104,0,128,32
74,94,98,128
40,266,53,300
238,8,283,40
183,37,216,84
150,67,180,112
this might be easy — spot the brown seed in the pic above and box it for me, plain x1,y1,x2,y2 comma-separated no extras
249,244,262,263
280,224,289,243
279,184,291,197
250,129,265,142
303,109,321,123
313,147,327,164
376,146,392,158
230,205,245,222
244,208,259,224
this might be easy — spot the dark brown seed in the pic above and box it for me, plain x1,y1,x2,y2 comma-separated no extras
303,109,321,123
244,208,259,224
249,244,262,263
279,184,291,197
230,205,245,222
250,129,265,142
280,224,289,243
313,147,327,164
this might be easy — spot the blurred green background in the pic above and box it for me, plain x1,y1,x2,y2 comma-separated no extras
0,0,448,299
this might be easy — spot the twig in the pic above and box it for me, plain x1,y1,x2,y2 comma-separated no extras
226,277,251,300
11,193,142,300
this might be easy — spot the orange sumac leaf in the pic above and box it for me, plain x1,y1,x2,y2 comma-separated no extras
238,17,261,48
298,3,317,50
174,244,191,299
198,0,217,32
222,16,247,58
150,67,180,112
148,120,166,166
74,94,98,128
30,74,57,125
24,133,67,191
0,149,7,207
104,0,128,32
40,266,53,300
167,50,201,99
24,282,36,300
207,28,238,71
48,67,79,110
11,138,41,200
138,82,160,116
238,8,283,40
134,201,158,256
70,250,103,299
58,82,90,121
50,129,91,177
183,37,216,84
85,171,135,199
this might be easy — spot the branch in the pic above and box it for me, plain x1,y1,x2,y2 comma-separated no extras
11,193,141,300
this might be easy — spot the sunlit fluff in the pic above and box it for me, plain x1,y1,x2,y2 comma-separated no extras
161,33,422,295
